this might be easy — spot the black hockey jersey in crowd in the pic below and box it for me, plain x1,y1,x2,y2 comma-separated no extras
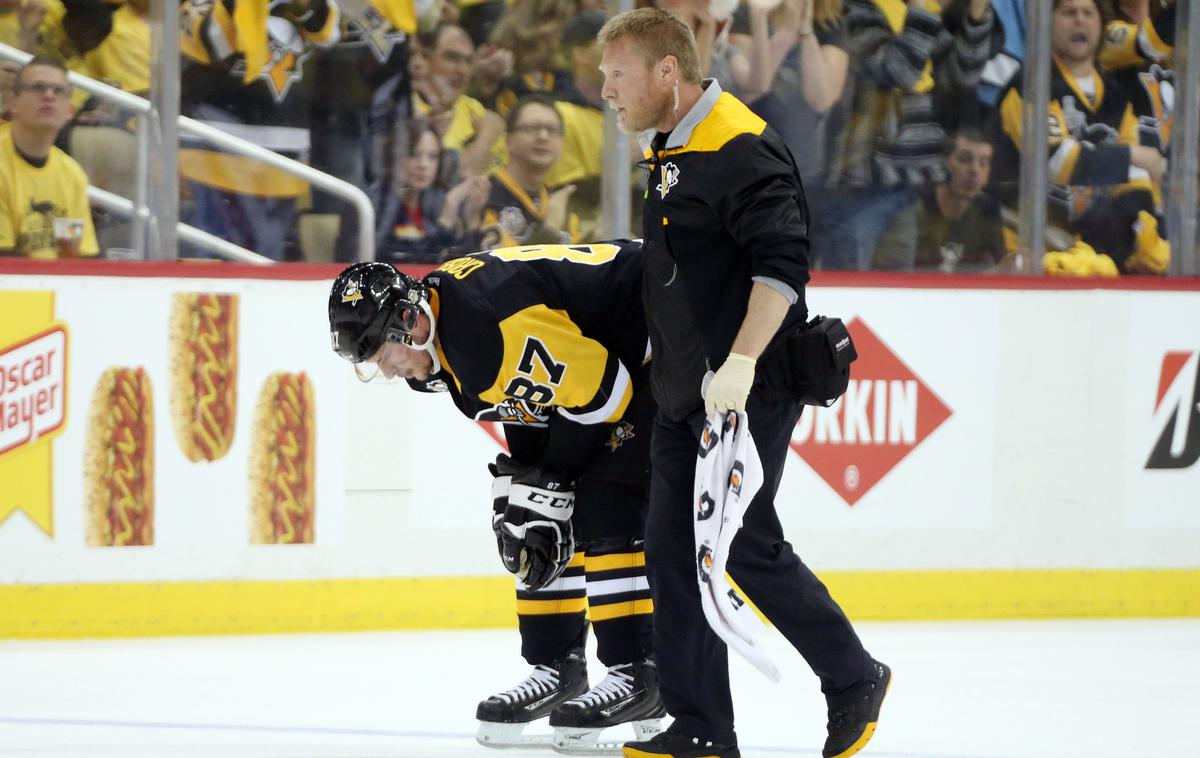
419,241,649,472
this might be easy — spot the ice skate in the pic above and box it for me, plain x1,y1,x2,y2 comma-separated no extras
550,659,666,754
475,648,589,749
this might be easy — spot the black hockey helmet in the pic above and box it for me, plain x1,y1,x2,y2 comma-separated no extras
328,262,430,364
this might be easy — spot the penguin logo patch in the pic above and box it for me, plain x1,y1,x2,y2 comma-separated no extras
657,162,679,199
606,421,636,451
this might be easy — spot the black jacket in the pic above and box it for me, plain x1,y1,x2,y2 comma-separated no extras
641,82,809,420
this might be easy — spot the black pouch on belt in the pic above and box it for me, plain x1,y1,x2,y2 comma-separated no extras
759,316,857,407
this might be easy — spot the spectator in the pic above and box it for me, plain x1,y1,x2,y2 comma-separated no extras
728,0,850,188
472,94,578,249
457,0,506,46
178,0,342,261
976,0,1023,107
414,22,506,177
1099,0,1174,174
308,0,419,261
543,8,611,237
815,0,997,270
377,119,479,262
873,128,1006,271
656,0,743,92
481,0,576,115
0,60,19,120
0,0,65,57
62,0,149,97
991,0,1168,274
0,56,97,258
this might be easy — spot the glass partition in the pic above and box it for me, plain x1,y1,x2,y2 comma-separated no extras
0,0,1192,272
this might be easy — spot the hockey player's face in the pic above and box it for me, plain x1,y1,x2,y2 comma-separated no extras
1051,0,1102,64
367,340,434,381
600,39,673,133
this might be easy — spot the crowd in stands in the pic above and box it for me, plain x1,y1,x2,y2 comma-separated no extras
0,0,1184,276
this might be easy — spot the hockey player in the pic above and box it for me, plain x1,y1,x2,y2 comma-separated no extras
327,242,664,752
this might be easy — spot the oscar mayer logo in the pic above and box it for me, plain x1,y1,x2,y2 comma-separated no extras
0,290,68,535
791,319,951,505
0,327,66,455
1146,351,1200,470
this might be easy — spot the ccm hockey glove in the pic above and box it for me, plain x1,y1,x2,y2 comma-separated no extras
500,468,576,590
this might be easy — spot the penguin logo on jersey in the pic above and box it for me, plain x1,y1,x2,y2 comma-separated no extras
476,399,550,427
657,163,679,199
606,421,636,451
697,491,716,521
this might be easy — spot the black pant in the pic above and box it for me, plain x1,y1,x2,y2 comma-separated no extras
645,393,874,745
518,375,656,668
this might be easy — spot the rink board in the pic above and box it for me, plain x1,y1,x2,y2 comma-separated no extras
1,261,1198,637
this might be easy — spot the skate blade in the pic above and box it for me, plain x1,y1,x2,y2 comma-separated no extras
476,720,555,749
551,719,664,755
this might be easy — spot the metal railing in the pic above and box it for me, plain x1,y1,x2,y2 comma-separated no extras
0,43,376,264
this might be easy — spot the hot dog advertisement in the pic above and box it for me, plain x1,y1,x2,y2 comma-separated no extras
249,371,316,544
170,293,239,463
0,275,345,585
85,366,155,546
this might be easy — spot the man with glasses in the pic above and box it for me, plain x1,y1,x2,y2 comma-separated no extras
327,244,663,753
470,94,578,249
0,56,97,258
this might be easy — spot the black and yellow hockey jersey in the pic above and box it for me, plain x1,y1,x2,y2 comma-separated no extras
993,57,1155,219
477,167,581,250
1101,7,1175,157
180,0,341,121
421,241,647,472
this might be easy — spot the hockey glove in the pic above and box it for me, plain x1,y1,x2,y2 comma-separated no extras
488,453,523,562
500,468,576,590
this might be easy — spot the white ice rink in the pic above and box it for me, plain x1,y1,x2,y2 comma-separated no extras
2,619,1197,758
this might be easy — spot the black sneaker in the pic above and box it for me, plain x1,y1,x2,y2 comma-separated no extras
622,724,739,758
823,659,892,758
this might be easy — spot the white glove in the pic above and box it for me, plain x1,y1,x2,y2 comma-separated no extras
703,352,757,415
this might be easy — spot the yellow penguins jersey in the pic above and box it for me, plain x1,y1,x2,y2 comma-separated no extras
0,131,98,258
424,241,647,436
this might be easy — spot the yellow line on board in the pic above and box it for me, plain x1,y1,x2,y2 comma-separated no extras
1,569,1197,639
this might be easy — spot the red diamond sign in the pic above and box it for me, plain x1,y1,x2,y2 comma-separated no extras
790,318,952,505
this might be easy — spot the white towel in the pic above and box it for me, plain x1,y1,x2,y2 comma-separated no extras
693,411,781,682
